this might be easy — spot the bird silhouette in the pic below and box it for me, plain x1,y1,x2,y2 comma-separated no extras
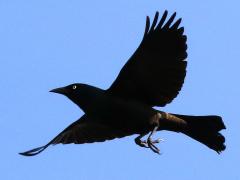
20,11,225,156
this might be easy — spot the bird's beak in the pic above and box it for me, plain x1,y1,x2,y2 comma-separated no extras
49,87,67,95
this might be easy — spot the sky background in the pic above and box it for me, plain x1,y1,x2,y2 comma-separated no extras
1,0,239,180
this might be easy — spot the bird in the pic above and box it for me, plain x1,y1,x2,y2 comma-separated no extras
19,10,226,156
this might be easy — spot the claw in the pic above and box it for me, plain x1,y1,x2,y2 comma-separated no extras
135,136,149,148
138,141,149,148
147,138,161,154
152,138,164,143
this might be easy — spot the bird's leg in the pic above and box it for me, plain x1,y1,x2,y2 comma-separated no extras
135,113,164,153
135,134,148,148
147,112,164,154
147,125,161,154
135,133,163,149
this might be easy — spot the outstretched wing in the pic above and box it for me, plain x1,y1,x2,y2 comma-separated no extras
19,115,127,156
107,11,188,107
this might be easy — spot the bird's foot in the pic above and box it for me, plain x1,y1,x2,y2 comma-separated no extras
135,138,149,148
147,138,163,154
135,136,164,154
142,138,164,144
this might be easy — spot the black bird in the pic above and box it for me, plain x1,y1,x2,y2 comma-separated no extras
20,11,226,156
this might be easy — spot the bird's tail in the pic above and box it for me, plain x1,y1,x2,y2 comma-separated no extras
160,113,226,153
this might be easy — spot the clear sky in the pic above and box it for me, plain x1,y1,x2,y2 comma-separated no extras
1,0,239,180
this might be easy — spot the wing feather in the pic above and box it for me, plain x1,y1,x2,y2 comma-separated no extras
107,11,188,107
19,115,127,156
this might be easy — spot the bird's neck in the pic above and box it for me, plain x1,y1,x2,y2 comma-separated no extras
69,85,106,113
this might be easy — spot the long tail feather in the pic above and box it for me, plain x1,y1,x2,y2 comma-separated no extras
174,114,226,153
160,112,226,153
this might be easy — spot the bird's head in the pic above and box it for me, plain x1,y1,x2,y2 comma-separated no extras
50,83,82,97
49,83,102,111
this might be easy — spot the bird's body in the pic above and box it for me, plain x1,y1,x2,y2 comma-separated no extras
20,11,226,156
60,84,157,135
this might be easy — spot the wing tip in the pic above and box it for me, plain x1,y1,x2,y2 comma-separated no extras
163,10,168,16
19,145,48,157
149,11,160,32
146,10,183,33
144,16,151,35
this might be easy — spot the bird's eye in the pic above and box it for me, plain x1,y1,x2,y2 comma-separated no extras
72,85,77,90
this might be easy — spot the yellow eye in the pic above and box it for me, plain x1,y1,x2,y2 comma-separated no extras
72,85,77,90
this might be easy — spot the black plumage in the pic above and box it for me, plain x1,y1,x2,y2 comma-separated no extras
20,11,225,156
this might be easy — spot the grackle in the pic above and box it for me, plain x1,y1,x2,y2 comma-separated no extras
20,11,226,156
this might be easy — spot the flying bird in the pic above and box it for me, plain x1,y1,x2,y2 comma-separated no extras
20,11,226,156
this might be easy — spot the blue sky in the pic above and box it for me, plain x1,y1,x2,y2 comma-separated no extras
1,1,239,180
